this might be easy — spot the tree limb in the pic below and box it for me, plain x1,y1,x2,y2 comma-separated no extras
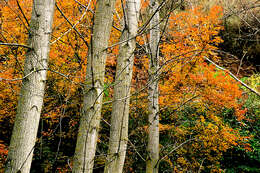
0,42,31,49
205,57,260,97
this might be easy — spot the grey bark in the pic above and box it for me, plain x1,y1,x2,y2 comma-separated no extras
104,1,140,173
72,0,116,172
146,0,160,173
5,0,55,173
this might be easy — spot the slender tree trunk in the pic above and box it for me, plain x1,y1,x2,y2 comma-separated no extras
4,1,55,172
104,1,140,173
146,0,160,173
72,0,116,172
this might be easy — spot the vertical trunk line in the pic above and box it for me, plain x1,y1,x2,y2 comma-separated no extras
5,0,55,172
72,0,116,173
104,0,141,173
146,0,160,173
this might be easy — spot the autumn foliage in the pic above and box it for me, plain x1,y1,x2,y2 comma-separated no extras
0,0,258,172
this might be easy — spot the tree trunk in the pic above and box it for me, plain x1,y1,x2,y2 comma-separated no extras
146,0,160,173
5,0,55,172
72,0,116,172
104,1,140,173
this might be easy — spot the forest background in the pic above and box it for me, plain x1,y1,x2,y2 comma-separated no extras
0,0,259,172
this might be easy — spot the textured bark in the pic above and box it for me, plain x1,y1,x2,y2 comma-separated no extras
104,1,140,173
146,0,160,173
4,1,55,173
72,0,116,172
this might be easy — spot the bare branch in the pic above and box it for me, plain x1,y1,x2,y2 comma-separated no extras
205,57,260,97
51,0,92,45
157,138,196,166
0,42,31,49
55,3,89,48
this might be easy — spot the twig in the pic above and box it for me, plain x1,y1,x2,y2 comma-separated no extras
0,70,35,81
128,140,146,162
55,3,89,48
51,0,92,45
198,158,206,173
16,0,30,26
0,42,31,49
156,138,196,167
236,51,246,75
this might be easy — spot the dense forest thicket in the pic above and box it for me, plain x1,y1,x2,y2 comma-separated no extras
0,0,259,172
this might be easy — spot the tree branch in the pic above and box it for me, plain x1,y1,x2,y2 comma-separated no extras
0,42,31,49
205,57,260,97
55,3,89,48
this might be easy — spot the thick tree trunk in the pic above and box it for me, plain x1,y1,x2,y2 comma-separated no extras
72,0,116,172
146,0,160,173
104,1,140,173
4,1,55,173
